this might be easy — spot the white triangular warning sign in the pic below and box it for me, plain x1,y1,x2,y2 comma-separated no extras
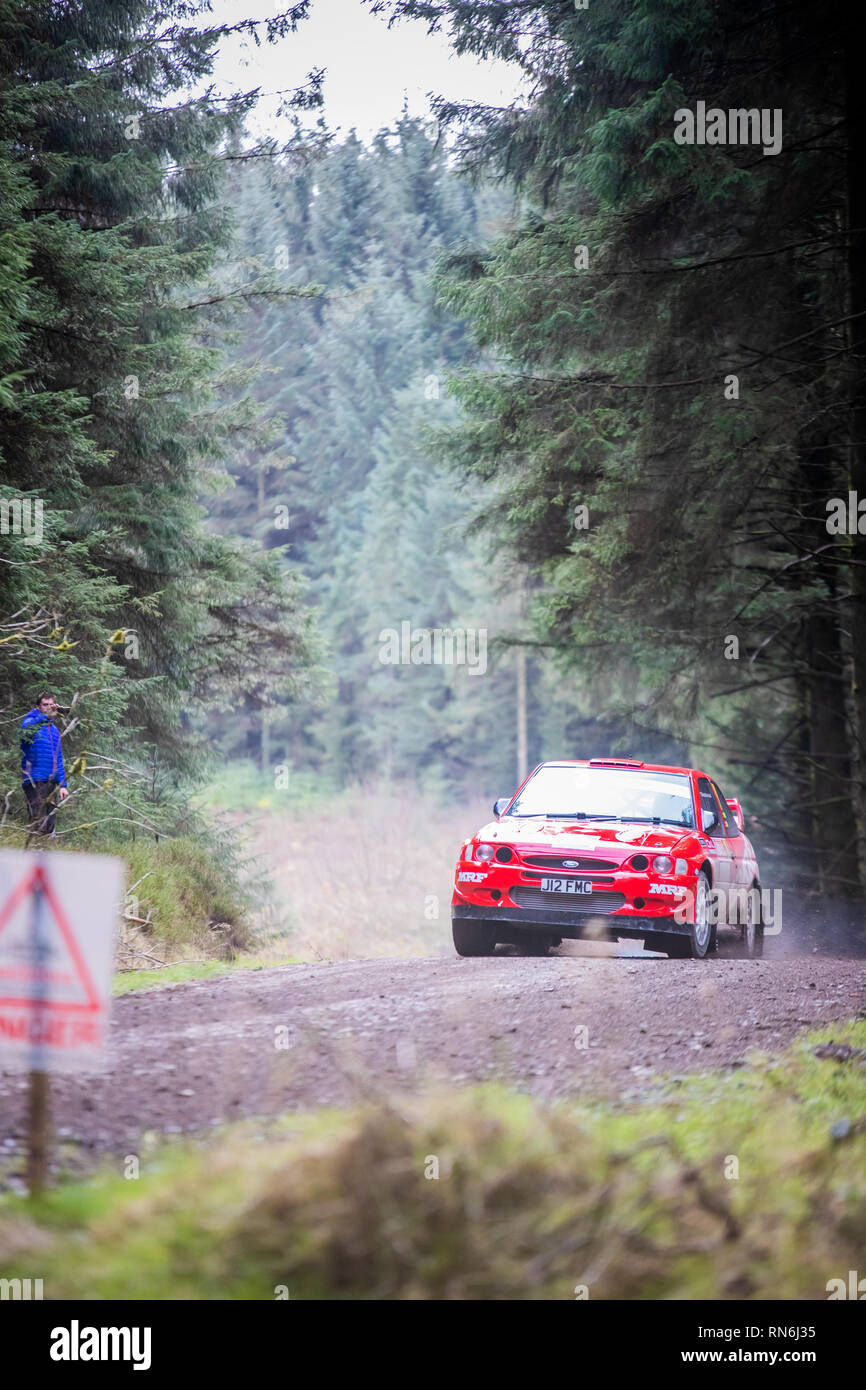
0,849,123,1073
0,862,100,1012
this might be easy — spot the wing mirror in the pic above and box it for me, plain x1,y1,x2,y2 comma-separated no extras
726,798,744,830
701,808,720,833
493,797,511,817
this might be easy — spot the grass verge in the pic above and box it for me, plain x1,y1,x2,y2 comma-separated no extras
113,954,305,996
1,1018,864,1299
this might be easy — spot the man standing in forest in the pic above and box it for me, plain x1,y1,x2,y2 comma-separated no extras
20,691,69,836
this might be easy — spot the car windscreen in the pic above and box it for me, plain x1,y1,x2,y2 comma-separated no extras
507,766,695,828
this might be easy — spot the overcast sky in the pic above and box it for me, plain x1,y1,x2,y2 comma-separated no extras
205,0,526,141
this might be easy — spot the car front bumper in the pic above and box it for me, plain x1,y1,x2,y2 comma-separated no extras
452,856,700,935
451,902,694,941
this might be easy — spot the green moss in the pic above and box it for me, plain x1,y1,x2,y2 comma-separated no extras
0,825,257,964
119,836,251,951
113,955,304,995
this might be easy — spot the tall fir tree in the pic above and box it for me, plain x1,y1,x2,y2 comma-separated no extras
0,0,323,834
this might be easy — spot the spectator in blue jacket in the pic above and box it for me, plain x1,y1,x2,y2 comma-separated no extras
21,691,69,835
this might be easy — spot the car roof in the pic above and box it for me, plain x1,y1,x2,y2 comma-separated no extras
538,760,705,779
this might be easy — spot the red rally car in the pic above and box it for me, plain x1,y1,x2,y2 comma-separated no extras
452,759,763,960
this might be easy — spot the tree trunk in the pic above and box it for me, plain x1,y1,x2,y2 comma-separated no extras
843,23,866,899
261,714,270,779
516,644,527,786
804,612,859,896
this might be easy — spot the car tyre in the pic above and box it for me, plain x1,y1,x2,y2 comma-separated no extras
452,919,496,957
664,871,712,959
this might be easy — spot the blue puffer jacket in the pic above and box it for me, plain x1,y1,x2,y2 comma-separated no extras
20,709,67,787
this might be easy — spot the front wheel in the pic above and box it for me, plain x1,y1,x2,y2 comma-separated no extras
665,871,712,959
452,919,496,957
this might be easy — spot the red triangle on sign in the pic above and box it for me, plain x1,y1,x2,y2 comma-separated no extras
0,862,101,1013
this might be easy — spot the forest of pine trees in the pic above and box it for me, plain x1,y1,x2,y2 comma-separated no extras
213,113,685,797
366,0,866,914
0,2,323,925
1,0,865,925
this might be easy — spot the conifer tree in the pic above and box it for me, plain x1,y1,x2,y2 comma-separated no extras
0,0,323,824
375,0,866,894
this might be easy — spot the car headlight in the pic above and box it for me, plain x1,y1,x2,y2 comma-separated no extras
674,858,688,876
652,854,673,873
474,843,495,862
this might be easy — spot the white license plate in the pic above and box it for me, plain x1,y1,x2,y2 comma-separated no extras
541,877,593,894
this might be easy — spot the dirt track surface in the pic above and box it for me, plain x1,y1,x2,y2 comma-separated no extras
2,946,865,1173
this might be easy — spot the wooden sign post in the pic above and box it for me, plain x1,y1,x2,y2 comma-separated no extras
0,849,124,1196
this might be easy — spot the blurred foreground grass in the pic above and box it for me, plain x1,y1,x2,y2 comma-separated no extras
1,1019,864,1299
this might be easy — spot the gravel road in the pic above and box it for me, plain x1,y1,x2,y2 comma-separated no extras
1,944,865,1175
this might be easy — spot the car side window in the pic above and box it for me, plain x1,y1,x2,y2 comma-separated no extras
711,781,740,838
696,777,726,837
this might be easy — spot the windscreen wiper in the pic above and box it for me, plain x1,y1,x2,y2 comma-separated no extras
616,816,692,828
